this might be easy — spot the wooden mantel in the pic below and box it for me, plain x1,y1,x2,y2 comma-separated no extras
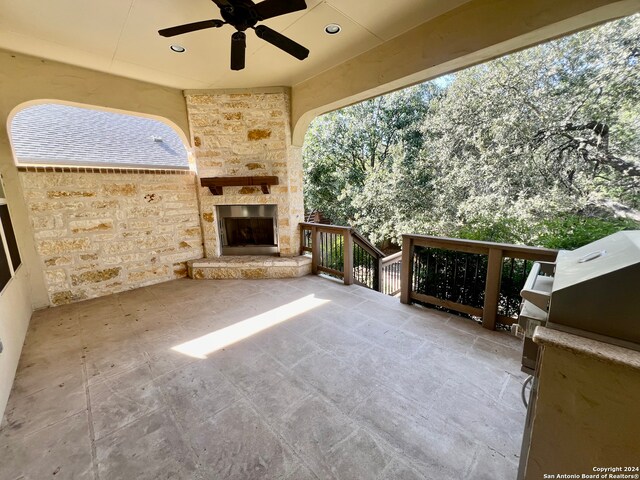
200,176,279,195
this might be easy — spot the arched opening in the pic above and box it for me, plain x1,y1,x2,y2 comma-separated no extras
6,100,204,307
8,100,192,171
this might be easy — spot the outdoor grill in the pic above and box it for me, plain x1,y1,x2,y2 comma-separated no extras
516,230,640,374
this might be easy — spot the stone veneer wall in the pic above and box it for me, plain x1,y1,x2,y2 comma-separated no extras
18,168,203,305
185,88,304,257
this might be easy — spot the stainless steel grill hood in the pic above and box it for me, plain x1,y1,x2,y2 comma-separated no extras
547,230,640,350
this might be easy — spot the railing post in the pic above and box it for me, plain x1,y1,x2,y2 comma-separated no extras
343,229,354,285
311,225,320,275
400,236,413,304
376,256,383,292
482,247,503,330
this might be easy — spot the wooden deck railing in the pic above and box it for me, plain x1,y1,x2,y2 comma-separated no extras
380,251,402,295
300,222,390,291
399,234,558,330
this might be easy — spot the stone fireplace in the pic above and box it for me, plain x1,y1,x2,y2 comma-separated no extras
217,204,278,255
185,87,305,259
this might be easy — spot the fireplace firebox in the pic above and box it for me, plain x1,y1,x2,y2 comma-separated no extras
217,205,278,255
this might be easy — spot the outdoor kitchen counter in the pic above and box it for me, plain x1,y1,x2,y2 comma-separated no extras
533,326,640,370
520,327,640,480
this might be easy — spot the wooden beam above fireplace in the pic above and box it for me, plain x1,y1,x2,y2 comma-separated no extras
200,176,279,195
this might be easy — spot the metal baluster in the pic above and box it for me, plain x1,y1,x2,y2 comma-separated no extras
462,254,469,305
473,255,481,306
509,257,515,311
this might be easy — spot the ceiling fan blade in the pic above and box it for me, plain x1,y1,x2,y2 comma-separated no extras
254,25,309,60
231,31,246,71
254,0,307,21
212,0,233,9
159,19,224,38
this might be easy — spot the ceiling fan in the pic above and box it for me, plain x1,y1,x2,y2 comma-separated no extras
159,0,310,71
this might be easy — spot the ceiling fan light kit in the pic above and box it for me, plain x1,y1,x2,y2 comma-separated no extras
159,0,309,71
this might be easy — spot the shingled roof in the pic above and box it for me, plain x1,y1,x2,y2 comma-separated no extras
10,103,189,169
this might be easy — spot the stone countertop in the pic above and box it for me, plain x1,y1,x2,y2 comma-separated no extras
533,326,640,371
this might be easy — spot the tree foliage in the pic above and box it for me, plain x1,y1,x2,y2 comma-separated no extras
303,15,640,249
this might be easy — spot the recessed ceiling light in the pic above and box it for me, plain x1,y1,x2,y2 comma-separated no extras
324,24,341,35
170,44,186,53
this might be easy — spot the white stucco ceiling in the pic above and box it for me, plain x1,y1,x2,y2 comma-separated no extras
0,0,471,89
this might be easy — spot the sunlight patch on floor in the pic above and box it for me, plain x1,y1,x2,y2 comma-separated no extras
171,294,329,358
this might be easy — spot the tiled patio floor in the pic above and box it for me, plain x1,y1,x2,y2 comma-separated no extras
0,275,527,479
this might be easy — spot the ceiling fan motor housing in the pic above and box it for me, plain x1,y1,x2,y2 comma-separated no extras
220,0,259,31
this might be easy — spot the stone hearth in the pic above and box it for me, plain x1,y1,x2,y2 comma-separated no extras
187,255,311,279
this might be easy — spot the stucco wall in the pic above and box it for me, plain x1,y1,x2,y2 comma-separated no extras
185,88,304,257
19,168,203,305
0,267,32,422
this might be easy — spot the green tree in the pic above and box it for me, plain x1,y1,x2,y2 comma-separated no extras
421,14,640,244
303,83,438,241
303,15,640,248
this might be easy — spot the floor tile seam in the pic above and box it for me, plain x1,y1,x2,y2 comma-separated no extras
0,406,87,445
291,351,386,404
5,383,48,402
261,348,305,373
90,403,166,443
358,373,445,418
339,313,421,344
285,368,376,421
356,296,413,313
303,321,377,353
460,349,520,371
86,360,154,389
463,447,516,480
337,295,370,309
297,334,373,369
11,368,86,399
282,348,320,370
444,377,513,408
497,373,515,404
355,313,422,338
365,418,474,479
344,391,435,478
81,355,100,480
395,337,429,359
90,376,161,414
470,332,522,352
4,401,88,440
84,358,151,388
21,338,84,355
404,309,454,325
166,389,240,431
135,387,210,474
147,356,198,380
416,399,515,450
460,446,483,480
211,367,323,480
375,457,429,480
405,342,442,363
323,426,363,456
254,332,321,371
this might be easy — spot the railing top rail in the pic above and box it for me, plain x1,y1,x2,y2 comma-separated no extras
381,251,402,265
402,233,558,258
300,222,352,232
352,230,385,258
